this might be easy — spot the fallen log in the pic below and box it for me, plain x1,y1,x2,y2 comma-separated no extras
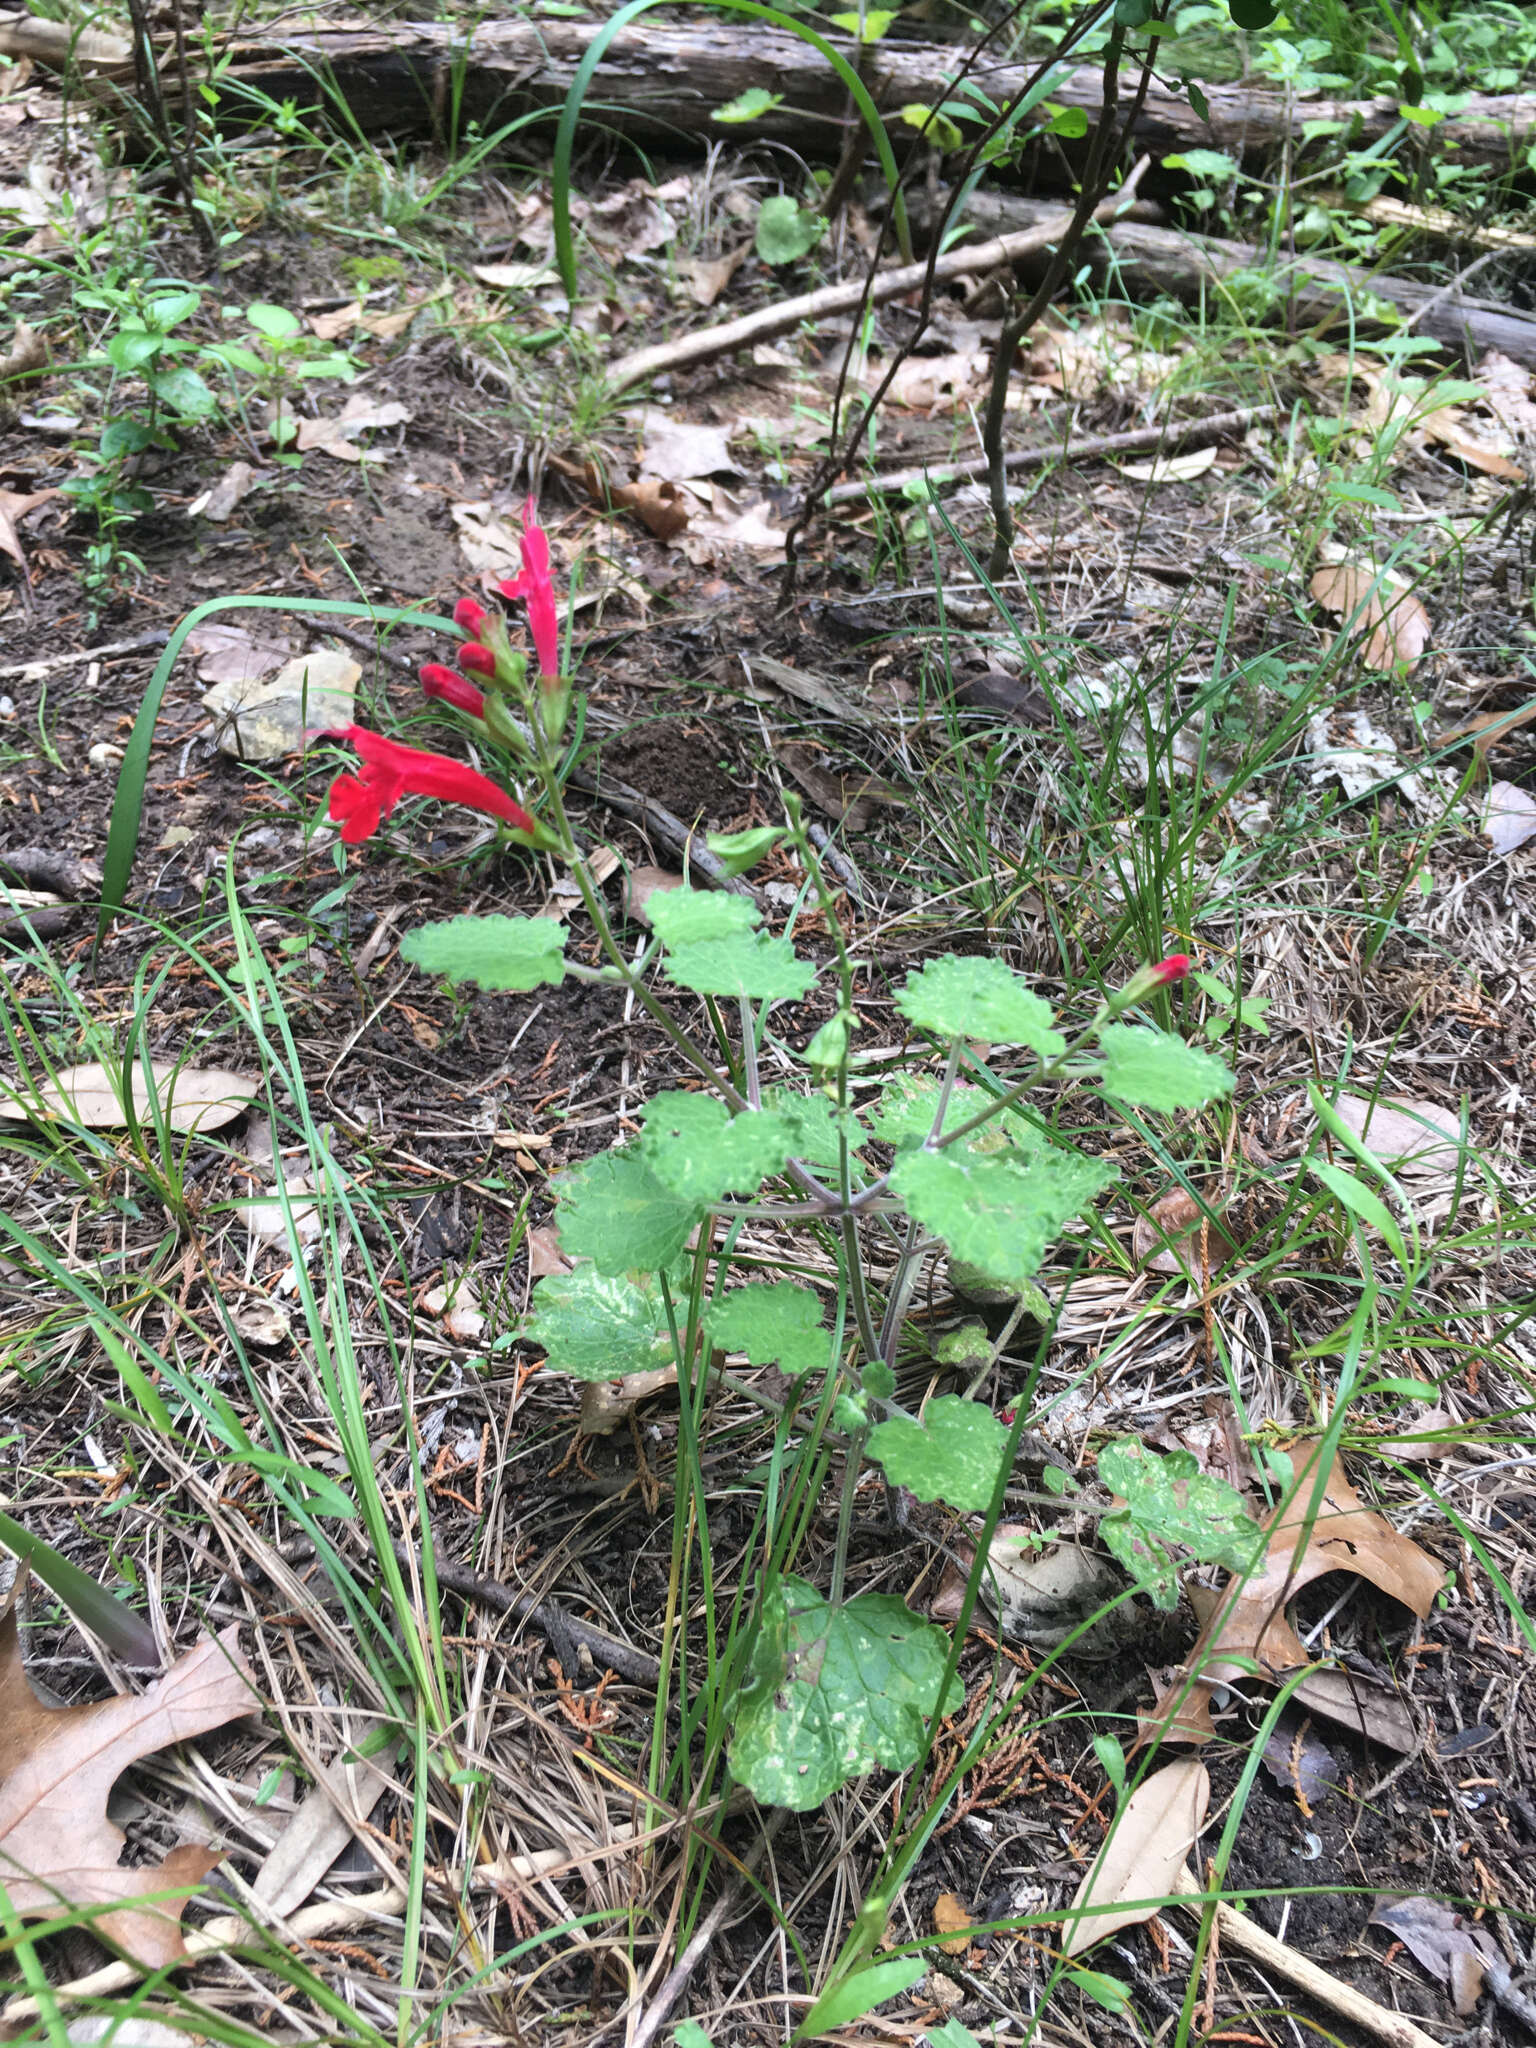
941,191,1536,369
93,13,1536,172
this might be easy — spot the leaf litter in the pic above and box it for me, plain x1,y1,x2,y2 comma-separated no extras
0,1587,255,1965
1063,1757,1209,1956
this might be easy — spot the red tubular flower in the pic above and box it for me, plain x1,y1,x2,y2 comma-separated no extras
322,724,534,844
457,642,496,678
454,595,489,638
497,501,560,679
1151,954,1192,985
420,663,487,717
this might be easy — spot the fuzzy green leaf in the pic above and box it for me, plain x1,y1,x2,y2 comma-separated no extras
755,195,825,265
647,887,760,948
896,956,1064,1056
553,1147,703,1276
706,1281,831,1376
867,1396,1009,1512
1098,1439,1261,1608
1095,1024,1234,1111
761,1086,857,1167
402,914,566,992
712,85,783,122
729,1577,963,1809
891,1142,1116,1288
663,932,817,1002
525,1266,676,1380
869,1074,989,1146
639,1093,794,1205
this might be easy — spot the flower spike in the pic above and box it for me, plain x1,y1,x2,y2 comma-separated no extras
321,725,533,844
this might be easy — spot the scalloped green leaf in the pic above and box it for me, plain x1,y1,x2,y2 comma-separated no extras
1098,1439,1261,1608
896,956,1064,1057
552,1146,703,1276
646,886,759,948
706,1281,831,1376
729,1576,963,1809
761,1087,858,1167
890,1142,1116,1288
663,932,817,1002
525,1266,676,1380
401,914,566,992
869,1073,990,1147
1095,1024,1234,1111
867,1396,1010,1511
639,1093,794,1205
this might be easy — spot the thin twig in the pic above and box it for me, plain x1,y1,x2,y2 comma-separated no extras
627,1813,786,2048
406,1547,662,1688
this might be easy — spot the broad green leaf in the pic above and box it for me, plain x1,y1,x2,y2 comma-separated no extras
897,102,965,149
729,1576,963,1809
1098,1439,1261,1608
867,1396,1009,1512
639,1093,794,1204
896,956,1064,1057
526,1265,677,1379
1048,105,1090,136
663,932,816,1002
924,2021,985,2048
802,1010,851,1070
760,1086,856,1167
891,1143,1116,1289
145,289,200,329
828,5,896,36
1068,1967,1133,2015
712,85,783,121
647,887,759,948
1187,78,1211,121
401,914,566,992
106,330,163,373
673,2024,714,2048
755,195,825,266
1165,148,1239,180
706,1281,831,1376
801,1955,927,2036
553,1147,703,1275
246,301,302,339
148,365,219,419
868,1074,989,1146
1095,1024,1234,1111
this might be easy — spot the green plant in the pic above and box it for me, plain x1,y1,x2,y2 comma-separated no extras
204,301,357,459
279,517,1240,1818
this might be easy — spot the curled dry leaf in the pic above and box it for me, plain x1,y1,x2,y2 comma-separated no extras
1438,697,1536,762
933,1892,973,1955
1132,1188,1235,1281
1329,1095,1461,1177
1143,1449,1443,1750
186,460,258,524
579,1365,678,1436
1475,350,1536,438
294,395,411,462
634,408,739,483
0,486,61,578
1063,1757,1209,1957
682,244,750,308
623,865,685,927
1485,779,1536,857
0,1593,255,1966
0,1061,257,1134
1369,1896,1499,2016
1310,562,1431,672
186,621,291,687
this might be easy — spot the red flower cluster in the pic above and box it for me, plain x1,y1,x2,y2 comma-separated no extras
498,500,560,680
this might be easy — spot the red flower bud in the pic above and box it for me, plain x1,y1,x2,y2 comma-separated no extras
1151,954,1192,985
419,663,487,717
457,642,496,677
454,596,489,637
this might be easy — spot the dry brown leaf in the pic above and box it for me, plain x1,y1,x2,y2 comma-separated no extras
933,1893,973,1955
682,244,749,308
186,460,257,524
1369,1897,1499,2017
579,1366,678,1436
1119,445,1218,484
1437,697,1536,761
635,408,738,483
471,261,558,291
0,321,47,409
526,1225,574,1280
1418,410,1526,480
294,395,411,461
612,474,691,541
0,1596,255,1965
1310,562,1430,672
1132,1188,1234,1281
306,301,362,340
451,500,522,580
1485,779,1536,857
1063,1759,1209,1957
0,1061,257,1133
0,486,60,577
678,485,787,559
1143,1449,1442,1749
886,349,988,413
185,621,291,687
623,865,684,926
777,743,901,830
1329,1095,1461,1176
1475,350,1536,438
